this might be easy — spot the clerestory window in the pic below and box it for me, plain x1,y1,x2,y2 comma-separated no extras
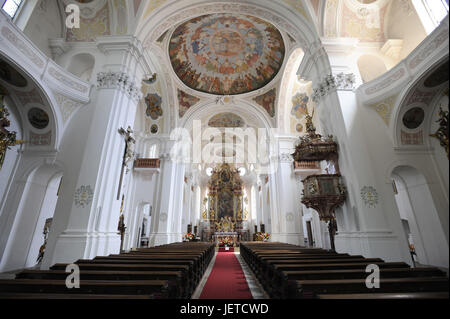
412,0,449,34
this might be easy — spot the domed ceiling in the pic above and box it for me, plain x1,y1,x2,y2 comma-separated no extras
169,14,285,96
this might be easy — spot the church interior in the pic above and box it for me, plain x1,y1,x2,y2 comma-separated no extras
0,0,449,301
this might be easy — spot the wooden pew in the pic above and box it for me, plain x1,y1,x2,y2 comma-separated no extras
16,270,187,299
0,279,174,298
240,242,449,299
318,292,450,299
290,277,449,299
0,242,215,299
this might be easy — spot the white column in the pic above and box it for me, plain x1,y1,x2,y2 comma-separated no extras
42,37,147,268
149,146,185,246
269,137,305,246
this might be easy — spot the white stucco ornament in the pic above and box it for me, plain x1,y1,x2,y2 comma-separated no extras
74,185,94,208
286,212,294,222
360,186,379,208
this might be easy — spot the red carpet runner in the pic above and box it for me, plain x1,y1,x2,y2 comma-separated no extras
200,252,253,299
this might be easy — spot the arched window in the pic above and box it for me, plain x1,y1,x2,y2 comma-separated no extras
1,0,23,18
412,0,449,34
147,144,159,158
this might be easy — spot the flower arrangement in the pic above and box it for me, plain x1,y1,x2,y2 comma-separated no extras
218,237,234,247
183,232,195,242
256,233,271,242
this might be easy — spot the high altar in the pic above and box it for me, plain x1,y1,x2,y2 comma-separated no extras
200,164,250,245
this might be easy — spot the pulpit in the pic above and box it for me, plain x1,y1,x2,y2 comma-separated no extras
293,113,347,251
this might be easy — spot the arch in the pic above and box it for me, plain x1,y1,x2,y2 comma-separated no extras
391,165,449,268
0,162,63,272
278,46,305,132
137,0,318,49
180,100,274,131
0,53,61,150
135,0,333,135
357,54,388,83
391,55,449,148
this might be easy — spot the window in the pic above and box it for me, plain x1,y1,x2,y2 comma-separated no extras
412,0,449,34
2,0,23,18
147,144,159,158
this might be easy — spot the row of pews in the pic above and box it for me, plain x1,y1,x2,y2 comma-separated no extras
0,242,215,299
240,242,449,299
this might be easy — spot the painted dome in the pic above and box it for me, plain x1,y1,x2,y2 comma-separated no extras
169,14,285,96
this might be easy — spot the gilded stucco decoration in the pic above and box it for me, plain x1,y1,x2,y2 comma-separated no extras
369,94,399,126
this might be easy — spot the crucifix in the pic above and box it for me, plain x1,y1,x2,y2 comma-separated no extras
117,126,135,200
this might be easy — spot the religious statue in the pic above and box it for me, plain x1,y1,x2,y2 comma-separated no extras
237,209,243,220
36,218,52,264
0,95,25,171
118,126,136,167
117,214,126,252
117,126,135,199
430,107,449,158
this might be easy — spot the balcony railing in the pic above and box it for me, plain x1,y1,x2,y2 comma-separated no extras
134,158,161,169
294,161,320,170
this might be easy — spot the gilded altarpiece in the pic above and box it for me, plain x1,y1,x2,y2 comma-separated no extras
202,164,249,244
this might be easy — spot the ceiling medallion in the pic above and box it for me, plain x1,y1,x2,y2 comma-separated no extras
169,14,285,95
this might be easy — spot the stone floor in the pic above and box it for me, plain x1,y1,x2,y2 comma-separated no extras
235,252,269,299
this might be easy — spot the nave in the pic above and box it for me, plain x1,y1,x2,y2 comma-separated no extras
0,241,448,299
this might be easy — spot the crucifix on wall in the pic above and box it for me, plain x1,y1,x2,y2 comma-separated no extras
117,126,135,200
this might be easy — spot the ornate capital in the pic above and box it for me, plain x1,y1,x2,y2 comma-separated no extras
312,73,356,103
97,72,142,102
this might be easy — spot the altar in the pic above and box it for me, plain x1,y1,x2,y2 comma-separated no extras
199,164,251,244
213,232,239,246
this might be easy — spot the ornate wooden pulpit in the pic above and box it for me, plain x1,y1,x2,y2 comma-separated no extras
293,113,346,251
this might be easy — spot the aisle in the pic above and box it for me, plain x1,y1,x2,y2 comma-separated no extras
199,252,253,299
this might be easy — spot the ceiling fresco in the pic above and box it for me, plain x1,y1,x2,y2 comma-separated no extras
169,14,285,96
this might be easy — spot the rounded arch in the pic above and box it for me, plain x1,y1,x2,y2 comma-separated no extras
391,55,449,148
137,0,319,49
0,53,61,151
180,99,275,131
390,164,449,268
278,46,305,132
0,161,64,272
